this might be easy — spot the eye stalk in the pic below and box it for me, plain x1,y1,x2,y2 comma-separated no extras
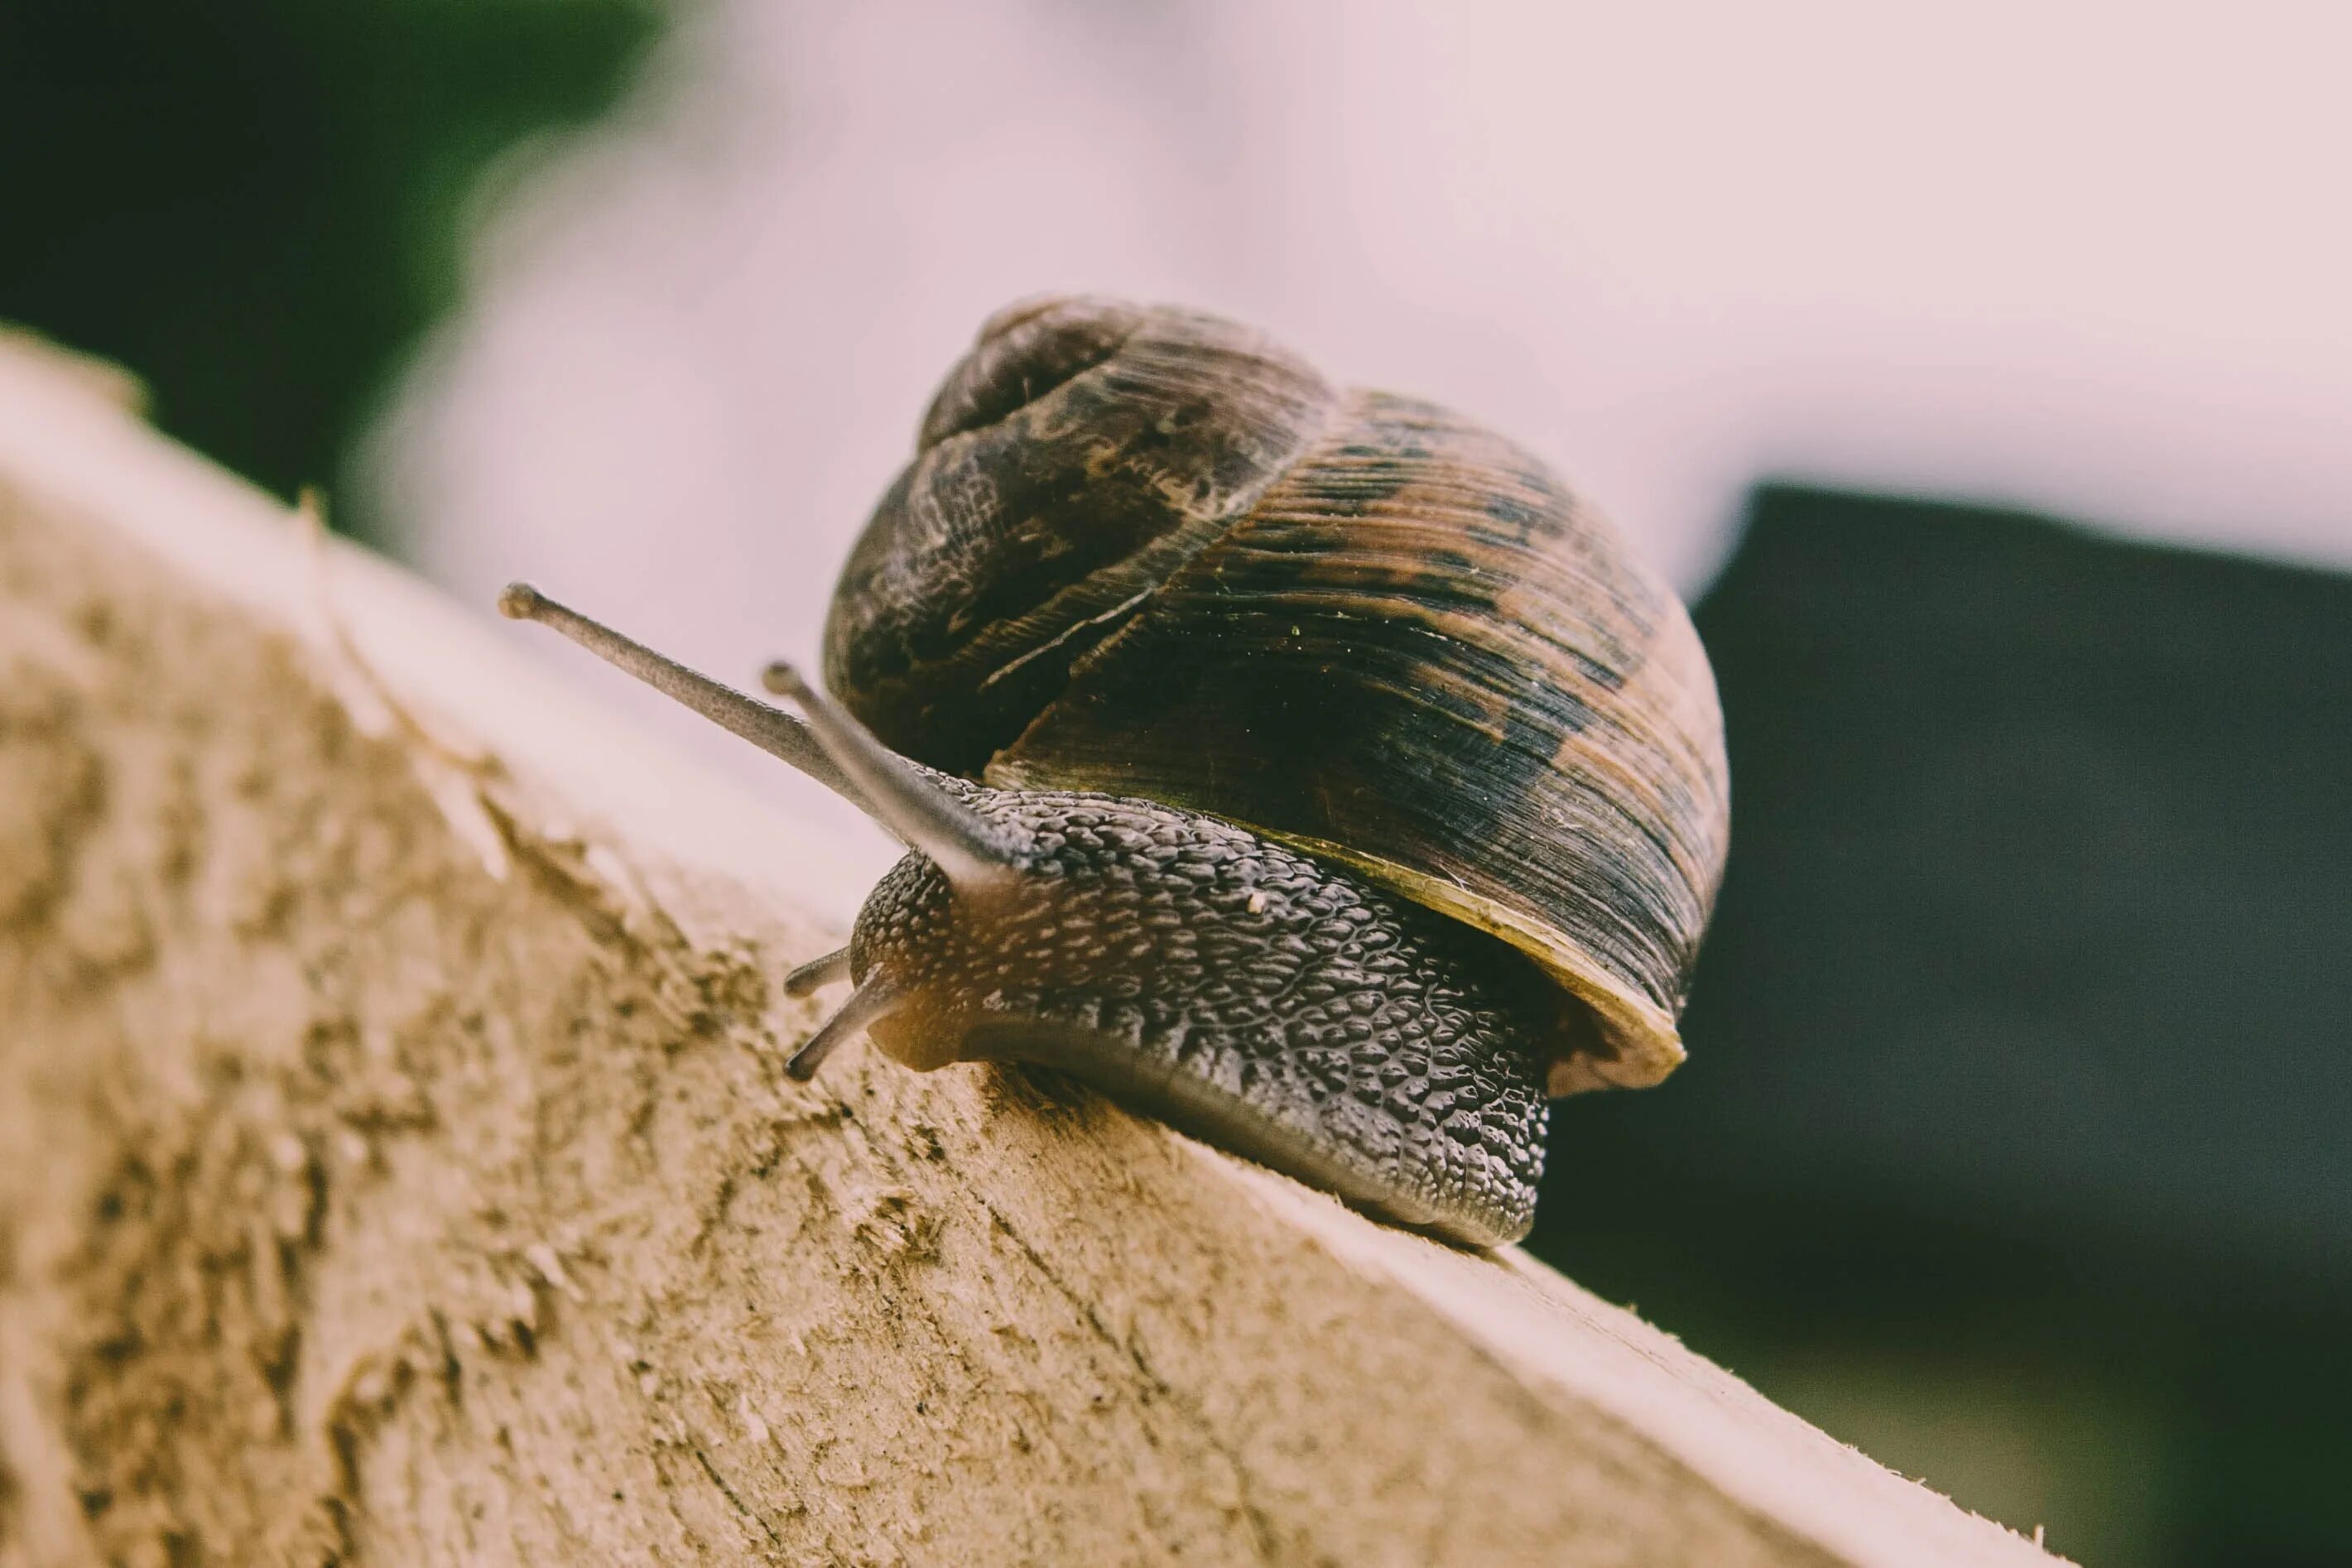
758,658,1030,890
498,584,1051,1081
498,580,865,809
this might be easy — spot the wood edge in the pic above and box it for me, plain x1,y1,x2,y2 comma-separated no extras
1229,1161,2063,1567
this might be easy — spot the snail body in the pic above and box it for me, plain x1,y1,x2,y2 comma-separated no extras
852,777,1553,1243
499,296,1727,1248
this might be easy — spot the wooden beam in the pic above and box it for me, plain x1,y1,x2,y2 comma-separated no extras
0,334,2065,1566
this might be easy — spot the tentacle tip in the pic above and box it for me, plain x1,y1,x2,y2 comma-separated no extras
782,1050,823,1082
760,660,810,700
498,581,546,621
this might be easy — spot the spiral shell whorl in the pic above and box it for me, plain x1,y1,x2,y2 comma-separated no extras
825,298,1340,772
825,297,1729,1095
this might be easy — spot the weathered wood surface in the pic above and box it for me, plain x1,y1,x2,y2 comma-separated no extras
0,334,2066,1566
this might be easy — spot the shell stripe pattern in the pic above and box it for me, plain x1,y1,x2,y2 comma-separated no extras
826,299,1730,1095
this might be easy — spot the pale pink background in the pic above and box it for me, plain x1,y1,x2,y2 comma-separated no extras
366,0,2352,872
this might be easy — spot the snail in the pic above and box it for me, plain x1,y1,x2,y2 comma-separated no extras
498,296,1729,1248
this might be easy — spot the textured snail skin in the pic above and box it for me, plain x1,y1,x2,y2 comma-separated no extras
828,296,1731,1097
850,779,1552,1248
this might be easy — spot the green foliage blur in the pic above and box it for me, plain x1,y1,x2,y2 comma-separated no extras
0,0,661,536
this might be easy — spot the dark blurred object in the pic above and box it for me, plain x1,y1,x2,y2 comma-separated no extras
1532,484,2352,1566
0,0,657,533
1686,484,2351,1258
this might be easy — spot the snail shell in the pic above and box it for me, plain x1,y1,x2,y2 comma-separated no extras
825,297,1729,1096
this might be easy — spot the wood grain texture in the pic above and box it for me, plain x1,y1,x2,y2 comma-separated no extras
0,335,2065,1566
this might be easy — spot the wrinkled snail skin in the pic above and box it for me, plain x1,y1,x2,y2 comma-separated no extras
501,295,1727,1251
852,778,1554,1248
827,296,1732,1099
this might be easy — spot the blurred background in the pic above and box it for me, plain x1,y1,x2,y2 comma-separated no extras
6,3,2347,1561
